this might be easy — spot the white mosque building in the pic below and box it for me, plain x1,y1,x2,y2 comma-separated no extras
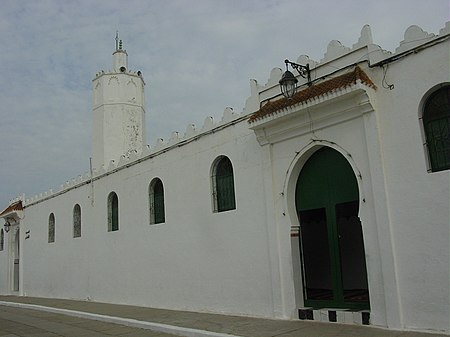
1,23,449,334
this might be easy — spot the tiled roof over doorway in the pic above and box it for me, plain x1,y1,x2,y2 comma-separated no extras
0,200,23,217
248,66,377,123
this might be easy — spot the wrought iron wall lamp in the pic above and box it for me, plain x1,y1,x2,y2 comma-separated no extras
279,59,311,99
3,219,11,233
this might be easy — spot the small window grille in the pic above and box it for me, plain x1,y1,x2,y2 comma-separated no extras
149,178,165,224
73,204,81,238
107,192,119,231
48,213,55,243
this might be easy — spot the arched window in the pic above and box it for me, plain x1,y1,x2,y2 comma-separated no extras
423,85,450,172
0,229,4,251
149,178,165,224
211,156,236,212
48,213,55,243
107,192,119,231
73,204,81,238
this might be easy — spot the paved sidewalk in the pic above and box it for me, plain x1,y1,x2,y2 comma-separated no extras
0,296,447,337
0,305,179,337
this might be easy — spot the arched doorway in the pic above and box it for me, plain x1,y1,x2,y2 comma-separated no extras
295,147,369,310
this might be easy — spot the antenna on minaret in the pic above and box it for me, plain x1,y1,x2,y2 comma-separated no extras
115,31,119,51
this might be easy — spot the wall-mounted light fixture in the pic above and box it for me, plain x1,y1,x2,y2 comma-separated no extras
4,220,11,233
279,59,311,100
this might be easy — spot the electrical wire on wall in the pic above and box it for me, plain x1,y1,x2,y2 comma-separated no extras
382,64,395,90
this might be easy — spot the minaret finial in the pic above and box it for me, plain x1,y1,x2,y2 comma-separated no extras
115,31,119,51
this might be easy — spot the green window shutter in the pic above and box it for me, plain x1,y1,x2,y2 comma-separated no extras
425,116,450,171
48,213,55,243
73,204,81,238
153,180,165,224
108,192,119,232
216,158,236,212
149,178,165,224
111,194,119,231
424,86,450,172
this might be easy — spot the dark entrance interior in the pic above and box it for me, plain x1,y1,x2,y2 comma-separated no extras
296,147,369,310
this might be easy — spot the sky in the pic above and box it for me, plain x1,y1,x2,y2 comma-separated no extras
0,0,448,208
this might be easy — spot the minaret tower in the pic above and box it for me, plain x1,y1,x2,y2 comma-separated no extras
92,34,146,170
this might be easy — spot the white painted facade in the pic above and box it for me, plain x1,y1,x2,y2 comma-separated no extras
1,24,449,334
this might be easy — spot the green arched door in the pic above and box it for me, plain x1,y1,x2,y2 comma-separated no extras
296,147,369,310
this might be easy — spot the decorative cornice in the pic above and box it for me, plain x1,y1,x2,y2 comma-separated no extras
250,84,375,146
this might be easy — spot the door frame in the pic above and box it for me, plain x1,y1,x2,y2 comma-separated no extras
286,143,370,311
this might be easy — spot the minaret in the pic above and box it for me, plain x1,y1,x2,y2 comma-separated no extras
92,34,146,170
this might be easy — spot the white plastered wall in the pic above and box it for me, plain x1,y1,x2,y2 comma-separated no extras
20,121,284,318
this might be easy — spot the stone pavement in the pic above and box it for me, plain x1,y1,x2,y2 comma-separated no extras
0,296,447,337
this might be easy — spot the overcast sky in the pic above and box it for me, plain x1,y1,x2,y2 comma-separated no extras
0,0,448,208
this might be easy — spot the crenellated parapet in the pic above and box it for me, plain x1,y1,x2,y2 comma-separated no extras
20,23,450,207
396,25,436,53
250,22,450,104
24,172,93,206
96,23,450,176
87,105,247,175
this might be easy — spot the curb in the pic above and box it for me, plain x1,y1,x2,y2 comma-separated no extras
0,301,243,337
